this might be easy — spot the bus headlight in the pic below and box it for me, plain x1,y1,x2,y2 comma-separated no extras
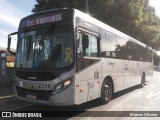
64,80,71,87
54,79,71,93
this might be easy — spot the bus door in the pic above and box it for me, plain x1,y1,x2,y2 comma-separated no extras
76,29,101,104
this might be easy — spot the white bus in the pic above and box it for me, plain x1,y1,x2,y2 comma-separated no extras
7,8,153,106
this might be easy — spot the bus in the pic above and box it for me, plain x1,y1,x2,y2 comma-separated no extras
7,8,153,106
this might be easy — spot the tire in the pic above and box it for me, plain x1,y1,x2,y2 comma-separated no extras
140,73,145,88
99,79,113,104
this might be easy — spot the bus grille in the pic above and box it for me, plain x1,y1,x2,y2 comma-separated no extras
15,71,58,81
16,87,52,101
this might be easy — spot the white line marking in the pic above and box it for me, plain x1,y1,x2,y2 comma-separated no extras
0,94,15,99
4,103,35,111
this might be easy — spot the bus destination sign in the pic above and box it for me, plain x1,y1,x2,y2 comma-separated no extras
26,13,62,27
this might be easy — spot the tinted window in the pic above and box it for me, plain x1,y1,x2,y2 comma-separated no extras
101,31,116,58
83,34,99,57
101,31,152,62
115,35,127,59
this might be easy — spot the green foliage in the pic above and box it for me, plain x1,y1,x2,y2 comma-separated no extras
32,0,86,13
153,52,160,67
32,0,160,50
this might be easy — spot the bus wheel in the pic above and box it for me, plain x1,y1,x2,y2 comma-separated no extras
140,73,145,88
99,79,112,104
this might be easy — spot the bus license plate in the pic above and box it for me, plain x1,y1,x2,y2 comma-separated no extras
26,94,36,100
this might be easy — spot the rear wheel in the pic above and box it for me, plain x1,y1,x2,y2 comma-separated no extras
140,73,145,88
99,79,113,104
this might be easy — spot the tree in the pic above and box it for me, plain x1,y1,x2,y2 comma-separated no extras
32,0,160,50
32,0,86,13
153,53,160,67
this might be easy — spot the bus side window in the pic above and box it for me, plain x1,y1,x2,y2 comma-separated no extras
82,34,99,57
82,34,89,56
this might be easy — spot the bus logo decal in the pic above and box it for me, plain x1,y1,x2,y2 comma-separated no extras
30,84,35,89
108,62,115,67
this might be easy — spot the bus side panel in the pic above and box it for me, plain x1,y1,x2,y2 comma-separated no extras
129,61,137,87
123,60,131,89
101,58,124,93
145,62,153,81
134,61,140,85
76,61,101,104
124,60,139,88
136,61,146,84
136,61,153,85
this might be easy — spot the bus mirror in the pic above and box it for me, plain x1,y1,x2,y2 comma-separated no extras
82,35,89,48
7,37,11,51
7,32,17,55
7,36,16,55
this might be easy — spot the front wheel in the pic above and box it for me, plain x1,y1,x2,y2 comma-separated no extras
99,79,113,104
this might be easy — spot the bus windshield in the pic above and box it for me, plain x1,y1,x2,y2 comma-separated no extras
16,25,74,69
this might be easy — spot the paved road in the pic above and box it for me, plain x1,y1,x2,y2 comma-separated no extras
1,70,160,120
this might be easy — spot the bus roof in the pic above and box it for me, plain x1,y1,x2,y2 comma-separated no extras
21,8,151,49
74,9,148,48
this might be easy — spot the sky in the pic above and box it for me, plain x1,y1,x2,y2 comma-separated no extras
149,0,160,17
0,0,36,48
0,0,160,51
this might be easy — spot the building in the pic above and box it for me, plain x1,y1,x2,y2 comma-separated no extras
0,47,15,69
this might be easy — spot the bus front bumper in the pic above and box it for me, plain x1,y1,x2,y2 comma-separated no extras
14,82,75,106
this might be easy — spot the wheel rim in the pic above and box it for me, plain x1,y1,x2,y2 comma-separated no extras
103,81,112,101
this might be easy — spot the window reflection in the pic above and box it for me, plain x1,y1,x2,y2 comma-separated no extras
101,32,152,62
16,26,73,69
